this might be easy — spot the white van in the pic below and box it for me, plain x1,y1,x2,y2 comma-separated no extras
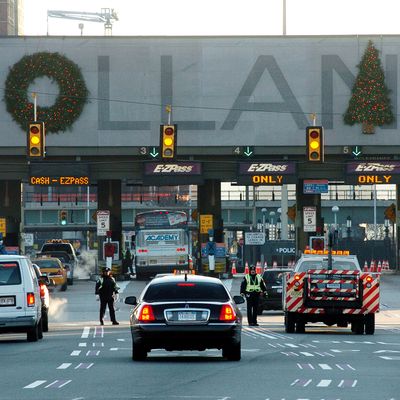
0,255,43,341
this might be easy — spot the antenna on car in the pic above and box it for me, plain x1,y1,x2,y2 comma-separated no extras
184,272,188,281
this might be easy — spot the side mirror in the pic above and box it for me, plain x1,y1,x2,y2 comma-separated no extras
233,295,245,304
124,296,137,306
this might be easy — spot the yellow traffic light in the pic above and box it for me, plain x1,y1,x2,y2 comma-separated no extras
160,124,177,159
59,210,68,225
306,126,324,162
28,122,45,158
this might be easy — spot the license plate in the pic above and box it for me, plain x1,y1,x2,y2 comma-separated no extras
0,296,15,306
326,283,341,289
178,312,196,321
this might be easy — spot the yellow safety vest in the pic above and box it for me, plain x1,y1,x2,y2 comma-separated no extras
245,274,262,292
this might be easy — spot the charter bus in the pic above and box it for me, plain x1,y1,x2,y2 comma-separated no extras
134,210,190,279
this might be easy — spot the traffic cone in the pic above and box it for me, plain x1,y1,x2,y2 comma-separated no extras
383,260,389,271
231,261,237,275
244,262,249,274
377,261,382,274
264,261,268,271
188,256,193,270
256,261,262,274
363,260,369,272
370,259,375,273
273,260,278,268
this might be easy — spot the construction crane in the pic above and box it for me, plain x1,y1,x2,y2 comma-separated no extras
47,8,118,36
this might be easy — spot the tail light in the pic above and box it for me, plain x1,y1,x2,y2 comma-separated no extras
219,304,236,321
137,304,155,322
294,274,302,287
27,292,35,307
39,284,46,298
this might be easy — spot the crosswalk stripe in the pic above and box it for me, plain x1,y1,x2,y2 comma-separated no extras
318,363,332,370
317,379,332,387
57,363,71,369
24,380,46,389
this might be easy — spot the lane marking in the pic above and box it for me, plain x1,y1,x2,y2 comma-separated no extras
75,363,94,369
81,327,90,339
70,350,81,356
318,364,332,370
317,379,331,387
299,352,314,357
24,380,46,389
57,363,72,370
86,350,100,356
78,343,87,347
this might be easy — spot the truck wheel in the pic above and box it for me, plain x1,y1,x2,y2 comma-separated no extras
296,320,305,333
27,323,39,342
364,314,375,335
285,312,295,333
353,319,364,335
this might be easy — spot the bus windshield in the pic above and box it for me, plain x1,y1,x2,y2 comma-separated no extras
135,210,187,230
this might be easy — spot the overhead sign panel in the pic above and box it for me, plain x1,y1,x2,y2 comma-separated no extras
143,162,203,185
29,163,90,186
245,232,265,245
237,162,297,185
303,179,329,194
346,161,400,184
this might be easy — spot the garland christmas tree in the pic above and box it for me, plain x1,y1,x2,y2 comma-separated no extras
344,40,394,133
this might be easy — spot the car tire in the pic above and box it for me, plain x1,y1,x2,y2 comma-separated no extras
27,323,39,342
285,312,295,333
38,318,43,339
132,343,147,361
364,314,375,335
42,311,49,332
223,341,241,361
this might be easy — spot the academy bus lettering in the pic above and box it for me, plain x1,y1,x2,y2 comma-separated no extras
145,234,179,241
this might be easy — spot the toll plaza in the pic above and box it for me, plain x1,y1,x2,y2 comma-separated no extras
0,35,398,271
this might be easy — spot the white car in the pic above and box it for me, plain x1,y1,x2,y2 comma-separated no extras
0,255,43,341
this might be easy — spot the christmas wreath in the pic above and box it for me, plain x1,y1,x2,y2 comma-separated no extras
4,51,88,133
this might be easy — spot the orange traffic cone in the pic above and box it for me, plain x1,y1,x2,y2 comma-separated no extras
244,262,249,274
231,261,237,275
256,261,262,274
273,260,278,268
370,259,375,272
363,260,369,272
264,261,268,271
384,260,390,271
377,261,382,274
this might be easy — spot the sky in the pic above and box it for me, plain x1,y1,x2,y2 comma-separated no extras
23,0,400,36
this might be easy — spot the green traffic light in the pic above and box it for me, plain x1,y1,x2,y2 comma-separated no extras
60,219,67,226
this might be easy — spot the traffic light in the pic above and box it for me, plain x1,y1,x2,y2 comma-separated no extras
287,204,296,222
59,210,68,225
306,126,324,162
310,236,325,251
160,124,177,159
28,122,45,159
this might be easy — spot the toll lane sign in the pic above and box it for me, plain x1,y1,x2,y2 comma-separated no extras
97,210,110,236
303,206,316,232
200,214,213,234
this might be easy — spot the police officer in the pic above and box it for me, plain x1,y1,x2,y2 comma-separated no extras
95,267,120,325
240,265,267,326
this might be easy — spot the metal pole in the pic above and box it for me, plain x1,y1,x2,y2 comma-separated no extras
373,184,377,239
282,0,286,35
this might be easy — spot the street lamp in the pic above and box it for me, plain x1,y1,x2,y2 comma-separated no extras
261,208,267,234
384,218,390,239
269,211,276,240
277,217,282,240
332,206,339,229
346,216,352,239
